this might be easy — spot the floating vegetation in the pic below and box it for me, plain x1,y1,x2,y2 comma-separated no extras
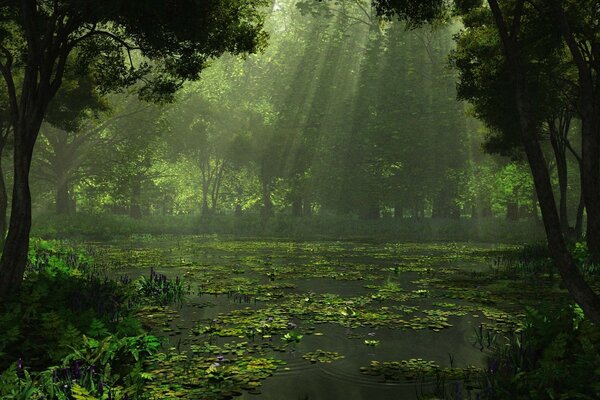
302,350,345,363
360,359,480,381
145,352,285,399
75,238,567,399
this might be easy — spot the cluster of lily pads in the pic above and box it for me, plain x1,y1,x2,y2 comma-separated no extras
360,359,480,381
83,237,571,399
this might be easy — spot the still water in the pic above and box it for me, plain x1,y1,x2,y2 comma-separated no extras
92,236,503,399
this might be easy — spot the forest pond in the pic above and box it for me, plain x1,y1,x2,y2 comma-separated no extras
89,236,529,400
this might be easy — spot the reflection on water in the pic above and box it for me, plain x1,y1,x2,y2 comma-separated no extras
96,237,497,399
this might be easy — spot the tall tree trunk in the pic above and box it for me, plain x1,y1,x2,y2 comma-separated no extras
0,130,36,297
303,198,312,217
549,2,600,261
506,200,519,221
261,180,273,218
359,205,380,220
581,113,600,260
531,187,540,226
0,158,7,245
394,204,403,219
56,178,71,215
130,175,142,220
575,199,584,239
0,126,9,243
549,120,569,231
488,0,600,324
291,197,302,217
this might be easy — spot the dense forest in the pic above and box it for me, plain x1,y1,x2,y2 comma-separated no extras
27,7,549,225
0,1,599,399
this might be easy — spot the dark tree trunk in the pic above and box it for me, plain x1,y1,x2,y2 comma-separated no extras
56,178,71,215
359,204,380,220
432,192,448,219
201,196,209,218
0,136,7,244
531,187,540,226
303,198,312,217
581,113,600,260
394,204,403,219
0,130,36,297
0,126,8,243
488,0,600,324
0,161,7,244
549,119,570,232
261,181,273,218
549,2,600,261
506,200,519,221
291,197,302,217
130,176,142,220
575,199,584,239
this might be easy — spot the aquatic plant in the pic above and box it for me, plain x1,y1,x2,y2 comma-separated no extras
302,350,344,364
475,303,600,399
136,267,187,306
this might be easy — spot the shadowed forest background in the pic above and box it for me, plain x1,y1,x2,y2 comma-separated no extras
25,3,556,240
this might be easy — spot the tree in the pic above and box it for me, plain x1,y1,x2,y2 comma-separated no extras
0,0,267,296
371,0,600,324
35,68,110,214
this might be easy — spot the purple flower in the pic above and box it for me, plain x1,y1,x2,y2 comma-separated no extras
217,355,225,362
17,357,22,371
266,316,274,322
212,362,221,367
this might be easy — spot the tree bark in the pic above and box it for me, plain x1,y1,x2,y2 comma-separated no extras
291,197,302,217
261,180,273,218
56,178,71,215
506,200,519,221
0,127,37,297
549,2,600,261
0,126,9,244
575,199,584,239
394,204,403,219
303,198,312,217
549,119,569,231
129,175,142,220
0,156,7,244
531,187,540,226
488,0,600,324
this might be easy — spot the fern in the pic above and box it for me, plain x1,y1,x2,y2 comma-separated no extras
87,319,109,338
70,384,97,400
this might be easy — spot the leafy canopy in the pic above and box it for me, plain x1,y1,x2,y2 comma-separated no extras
0,0,269,102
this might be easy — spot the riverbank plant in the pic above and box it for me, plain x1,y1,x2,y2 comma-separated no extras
0,240,162,399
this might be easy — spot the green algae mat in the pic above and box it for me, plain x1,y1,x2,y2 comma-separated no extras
84,236,562,399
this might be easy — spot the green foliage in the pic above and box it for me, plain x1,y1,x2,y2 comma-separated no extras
0,365,41,400
136,268,188,306
479,303,600,399
0,240,167,400
33,212,545,243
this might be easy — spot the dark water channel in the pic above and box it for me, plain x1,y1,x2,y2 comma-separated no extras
92,237,500,400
